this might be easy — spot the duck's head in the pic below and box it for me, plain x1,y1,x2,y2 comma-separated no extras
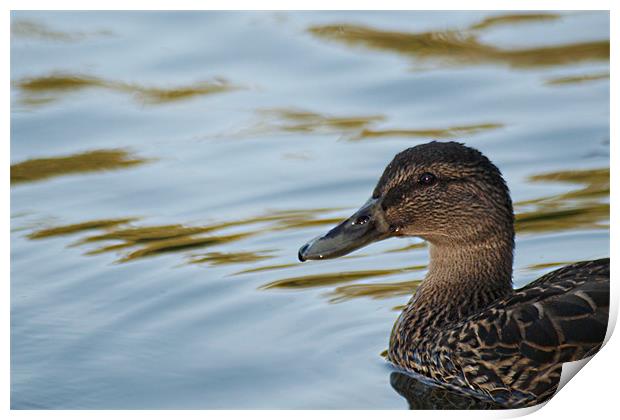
298,141,514,262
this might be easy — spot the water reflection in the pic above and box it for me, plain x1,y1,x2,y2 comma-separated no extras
253,108,502,140
546,72,609,86
327,279,421,303
14,73,241,107
258,108,384,134
25,208,344,264
261,266,424,290
27,218,138,239
515,168,609,233
354,124,503,140
468,12,561,31
188,250,274,266
384,242,426,254
31,219,262,263
11,149,149,185
390,371,500,409
119,232,257,262
308,18,608,69
233,262,298,275
525,261,578,271
11,19,113,42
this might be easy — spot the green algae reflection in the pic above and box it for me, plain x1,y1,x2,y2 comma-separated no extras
27,218,139,239
354,124,503,140
308,15,608,69
327,279,422,302
11,149,149,185
260,266,424,304
256,108,502,141
25,208,346,264
515,168,609,233
14,73,241,107
261,265,425,290
525,261,580,271
189,251,275,266
258,108,385,134
545,72,609,86
11,19,113,42
468,13,561,31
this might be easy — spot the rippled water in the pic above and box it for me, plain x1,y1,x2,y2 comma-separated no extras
11,11,609,409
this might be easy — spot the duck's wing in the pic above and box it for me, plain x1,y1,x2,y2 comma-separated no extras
448,258,609,405
503,257,609,362
457,258,609,363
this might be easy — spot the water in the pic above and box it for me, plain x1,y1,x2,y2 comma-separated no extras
10,11,609,409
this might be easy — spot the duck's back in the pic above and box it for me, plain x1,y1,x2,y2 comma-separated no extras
480,258,609,361
444,258,609,406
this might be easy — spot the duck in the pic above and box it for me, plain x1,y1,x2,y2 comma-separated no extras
298,141,609,408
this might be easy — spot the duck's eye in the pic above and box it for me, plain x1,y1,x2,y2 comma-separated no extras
418,172,437,186
354,215,370,225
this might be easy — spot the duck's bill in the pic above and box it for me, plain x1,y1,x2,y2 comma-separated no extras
298,198,391,262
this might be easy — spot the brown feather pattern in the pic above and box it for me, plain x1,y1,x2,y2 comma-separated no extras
379,143,610,407
390,258,609,407
299,141,609,408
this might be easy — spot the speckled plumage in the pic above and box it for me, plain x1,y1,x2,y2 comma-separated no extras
299,141,609,408
389,258,609,407
374,142,610,407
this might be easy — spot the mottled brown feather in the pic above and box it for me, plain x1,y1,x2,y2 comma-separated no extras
301,141,609,408
376,143,609,408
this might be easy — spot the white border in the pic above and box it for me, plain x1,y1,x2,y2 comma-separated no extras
4,1,616,419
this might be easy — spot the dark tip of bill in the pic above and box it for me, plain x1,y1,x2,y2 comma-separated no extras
298,244,309,262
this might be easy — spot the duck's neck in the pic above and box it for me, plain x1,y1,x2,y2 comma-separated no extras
398,235,514,333
389,236,514,363
424,238,513,316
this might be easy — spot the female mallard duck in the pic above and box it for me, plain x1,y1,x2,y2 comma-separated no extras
298,141,609,408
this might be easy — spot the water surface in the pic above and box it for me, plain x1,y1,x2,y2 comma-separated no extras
11,11,609,409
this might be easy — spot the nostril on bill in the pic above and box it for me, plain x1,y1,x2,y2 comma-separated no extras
298,244,309,262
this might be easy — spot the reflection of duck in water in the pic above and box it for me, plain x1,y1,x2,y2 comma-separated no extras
390,371,500,409
299,141,609,408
